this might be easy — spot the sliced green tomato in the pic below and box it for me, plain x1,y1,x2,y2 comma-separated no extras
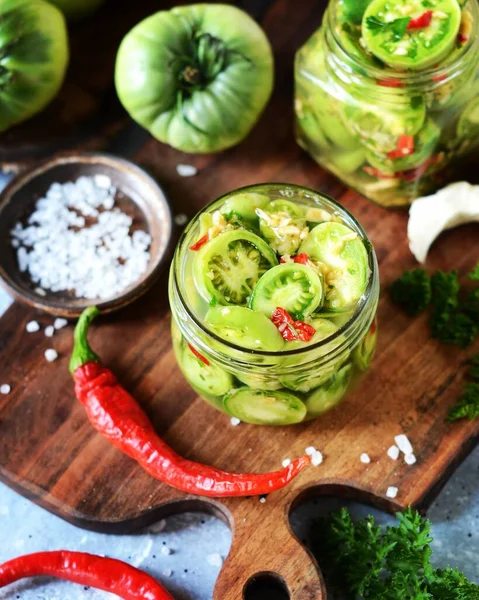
191,384,227,413
345,88,426,153
295,97,330,151
353,318,378,371
362,0,462,70
205,306,284,351
249,263,324,320
329,146,367,174
193,230,278,305
220,193,270,228
281,318,348,392
299,223,370,310
258,200,308,255
176,342,234,397
223,388,307,425
304,364,353,416
236,372,283,391
457,97,479,138
366,119,440,174
336,20,382,69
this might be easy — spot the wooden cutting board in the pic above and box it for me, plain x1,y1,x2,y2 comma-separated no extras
0,1,478,598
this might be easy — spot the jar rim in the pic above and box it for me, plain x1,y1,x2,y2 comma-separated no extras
326,0,479,88
172,183,379,358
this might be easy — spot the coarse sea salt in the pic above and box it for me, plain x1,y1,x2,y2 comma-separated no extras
386,486,398,499
54,318,68,330
44,349,58,362
26,320,40,333
0,384,11,395
44,325,55,338
360,453,371,464
230,417,241,427
394,434,413,456
387,445,400,460
176,164,197,177
282,458,291,468
10,176,152,300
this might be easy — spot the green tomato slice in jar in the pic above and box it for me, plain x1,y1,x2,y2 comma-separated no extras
223,388,307,425
174,340,234,397
193,230,278,305
220,193,270,229
304,363,354,416
353,317,378,371
299,223,369,311
205,306,285,352
457,97,479,138
362,0,462,71
249,263,324,320
344,88,426,153
257,200,308,255
115,4,274,154
366,119,440,174
280,317,348,393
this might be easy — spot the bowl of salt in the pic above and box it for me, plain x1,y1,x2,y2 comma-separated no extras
0,153,172,317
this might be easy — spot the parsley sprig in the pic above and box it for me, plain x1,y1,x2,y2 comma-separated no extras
366,15,412,41
448,354,479,422
390,265,479,348
311,507,479,599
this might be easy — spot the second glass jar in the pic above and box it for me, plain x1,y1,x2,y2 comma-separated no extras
295,0,479,208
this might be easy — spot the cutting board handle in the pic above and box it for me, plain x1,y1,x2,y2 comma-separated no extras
213,495,325,599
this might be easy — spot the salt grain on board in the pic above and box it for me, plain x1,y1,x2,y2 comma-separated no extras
26,320,40,333
282,458,291,468
387,445,400,460
360,453,371,464
311,450,323,467
44,349,58,362
44,325,55,337
404,453,417,465
386,486,398,499
54,318,68,330
230,417,241,427
10,176,152,300
176,164,197,177
394,434,413,455
0,384,11,395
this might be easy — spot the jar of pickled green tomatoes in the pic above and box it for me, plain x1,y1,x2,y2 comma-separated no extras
169,184,379,425
295,0,479,208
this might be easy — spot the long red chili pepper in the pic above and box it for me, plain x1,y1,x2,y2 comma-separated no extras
407,10,433,29
69,307,310,497
0,551,174,599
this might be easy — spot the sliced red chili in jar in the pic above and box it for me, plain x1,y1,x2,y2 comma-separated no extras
387,135,415,160
407,10,433,29
377,78,404,88
187,343,210,366
293,253,310,265
189,233,209,251
271,307,316,342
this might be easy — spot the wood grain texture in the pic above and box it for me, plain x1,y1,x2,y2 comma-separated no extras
0,0,478,598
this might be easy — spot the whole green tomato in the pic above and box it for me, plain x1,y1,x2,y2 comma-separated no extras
115,4,274,154
0,0,69,132
48,0,106,22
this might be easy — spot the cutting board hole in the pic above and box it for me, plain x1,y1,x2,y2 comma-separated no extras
243,573,290,600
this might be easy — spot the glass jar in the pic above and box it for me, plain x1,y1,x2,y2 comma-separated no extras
295,0,479,208
169,183,379,425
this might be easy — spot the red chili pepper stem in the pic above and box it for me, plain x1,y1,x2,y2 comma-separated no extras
69,306,101,374
0,551,174,600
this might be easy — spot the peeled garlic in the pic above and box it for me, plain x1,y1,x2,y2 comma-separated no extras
408,182,479,263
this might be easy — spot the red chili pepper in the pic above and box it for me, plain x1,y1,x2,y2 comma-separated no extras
293,253,310,265
387,135,415,160
433,72,448,83
189,233,209,251
377,78,404,88
187,343,210,366
0,551,174,600
69,308,309,497
407,10,433,29
458,33,468,44
271,307,316,343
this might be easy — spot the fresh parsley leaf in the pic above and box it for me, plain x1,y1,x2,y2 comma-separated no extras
469,261,479,281
311,507,479,599
366,15,411,41
390,269,431,316
448,382,479,421
430,271,479,348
